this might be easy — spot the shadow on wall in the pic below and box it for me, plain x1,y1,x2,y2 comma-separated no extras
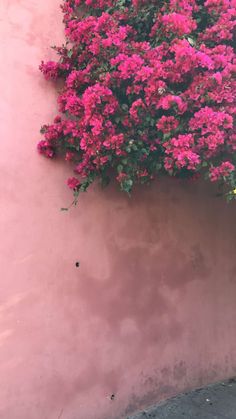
74,177,220,331
53,177,236,415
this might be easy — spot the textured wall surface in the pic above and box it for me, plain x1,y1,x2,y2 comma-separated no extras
0,1,236,418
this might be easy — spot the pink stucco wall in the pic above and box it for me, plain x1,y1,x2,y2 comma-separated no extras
1,1,236,418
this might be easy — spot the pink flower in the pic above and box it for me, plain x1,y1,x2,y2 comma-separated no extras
116,172,128,182
209,162,235,181
65,152,75,161
39,61,59,80
157,95,187,114
153,12,197,38
129,99,146,122
163,134,200,170
156,116,179,133
37,141,55,158
67,177,80,189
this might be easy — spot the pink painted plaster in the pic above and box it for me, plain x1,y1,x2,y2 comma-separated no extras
0,1,236,418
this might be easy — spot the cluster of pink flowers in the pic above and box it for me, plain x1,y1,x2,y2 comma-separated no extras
210,162,235,181
163,134,201,171
38,0,236,201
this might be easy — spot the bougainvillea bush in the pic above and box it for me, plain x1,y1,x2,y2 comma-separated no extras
38,0,236,203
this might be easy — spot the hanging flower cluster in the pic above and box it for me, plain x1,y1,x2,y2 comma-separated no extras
38,0,236,203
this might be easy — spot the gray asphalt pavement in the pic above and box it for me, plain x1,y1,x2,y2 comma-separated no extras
129,379,236,419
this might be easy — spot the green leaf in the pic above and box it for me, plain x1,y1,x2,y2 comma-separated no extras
122,178,133,193
187,37,196,46
150,118,155,127
117,164,123,173
163,133,171,140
